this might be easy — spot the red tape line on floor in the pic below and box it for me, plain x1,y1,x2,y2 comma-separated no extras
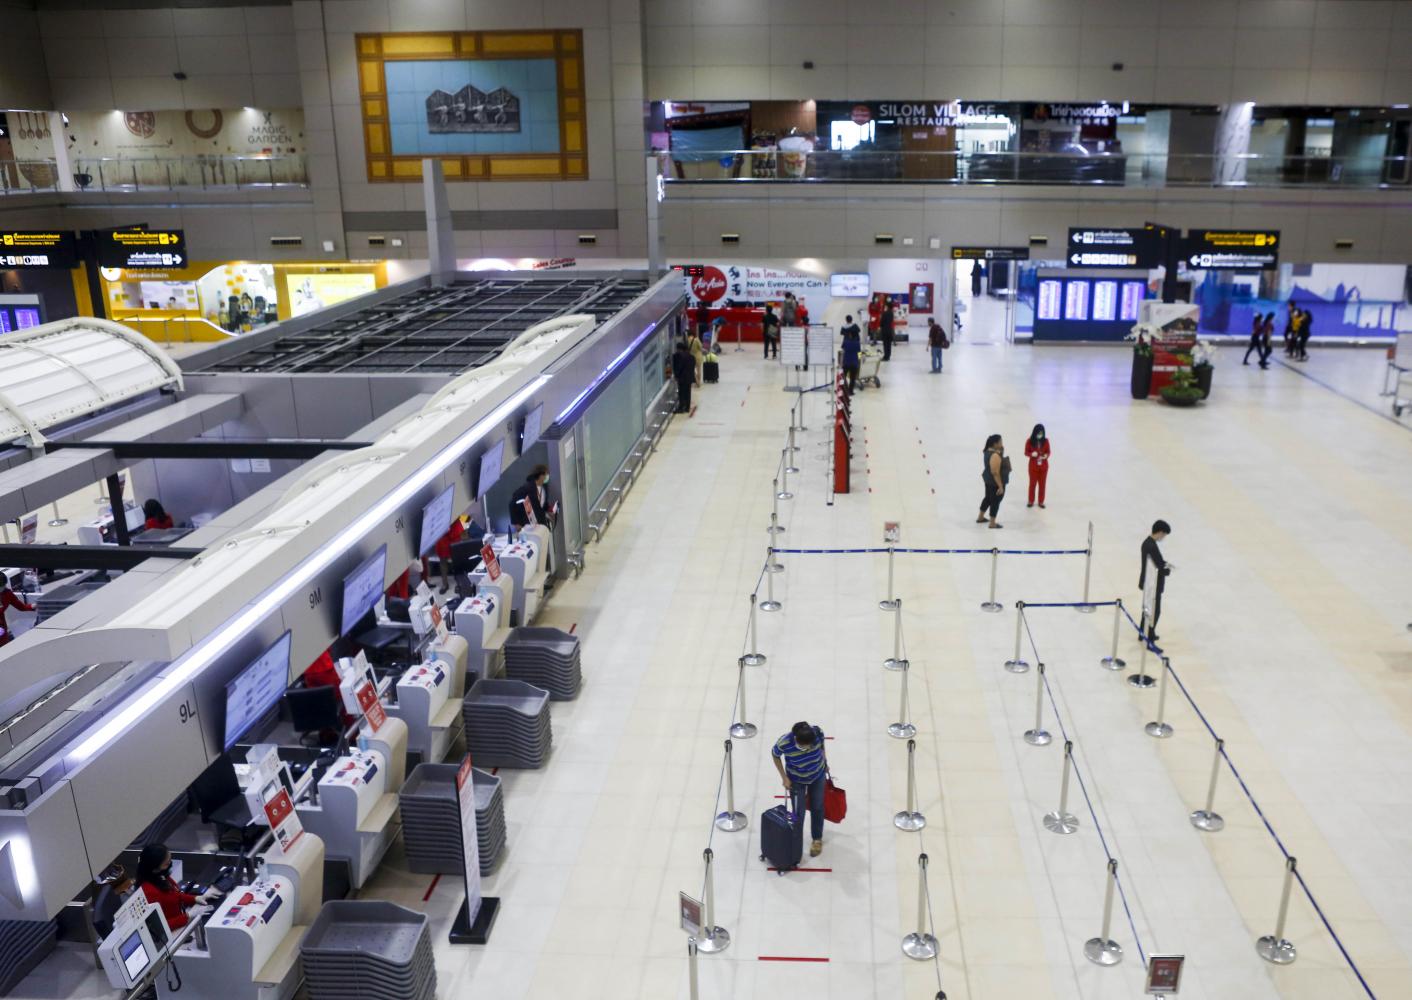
422,874,441,901
569,622,577,634
758,955,830,962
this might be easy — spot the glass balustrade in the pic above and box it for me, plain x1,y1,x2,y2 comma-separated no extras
0,154,308,194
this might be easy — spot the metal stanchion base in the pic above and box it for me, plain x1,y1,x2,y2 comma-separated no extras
901,932,939,961
980,601,1003,613
1043,810,1079,835
715,810,747,833
887,722,917,739
893,811,926,832
1126,672,1156,688
696,927,730,954
47,518,68,527
759,600,782,612
742,653,767,666
1100,656,1126,671
1255,935,1297,965
1004,658,1030,674
729,722,758,740
1189,809,1224,832
1144,721,1173,739
764,561,784,574
879,599,900,611
883,657,909,672
1023,729,1053,746
776,490,794,500
1075,605,1096,614
784,463,800,474
767,523,785,534
1083,937,1123,966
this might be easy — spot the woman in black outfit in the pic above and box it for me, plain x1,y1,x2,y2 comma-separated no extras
1243,312,1263,365
976,433,1009,529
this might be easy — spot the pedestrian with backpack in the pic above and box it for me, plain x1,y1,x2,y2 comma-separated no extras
976,433,1010,529
770,721,830,859
927,318,949,373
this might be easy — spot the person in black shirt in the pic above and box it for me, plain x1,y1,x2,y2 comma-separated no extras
1138,519,1171,641
880,300,895,361
510,465,552,529
761,306,780,358
672,340,696,414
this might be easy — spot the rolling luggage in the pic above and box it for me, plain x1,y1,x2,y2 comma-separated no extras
702,357,719,383
759,799,803,874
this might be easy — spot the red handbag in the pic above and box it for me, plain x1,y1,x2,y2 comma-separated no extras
823,776,847,824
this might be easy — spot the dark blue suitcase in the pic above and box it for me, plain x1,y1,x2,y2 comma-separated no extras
759,801,803,874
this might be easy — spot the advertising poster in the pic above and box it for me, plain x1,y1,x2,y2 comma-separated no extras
355,680,386,733
260,782,304,852
687,263,830,319
289,273,378,317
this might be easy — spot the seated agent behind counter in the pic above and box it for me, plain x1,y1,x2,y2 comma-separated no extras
772,721,830,858
137,843,217,931
142,499,174,530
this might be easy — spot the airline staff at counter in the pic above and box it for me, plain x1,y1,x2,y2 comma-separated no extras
0,578,34,648
137,843,215,930
143,499,175,531
510,465,553,529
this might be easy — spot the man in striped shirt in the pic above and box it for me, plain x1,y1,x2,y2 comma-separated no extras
772,721,829,857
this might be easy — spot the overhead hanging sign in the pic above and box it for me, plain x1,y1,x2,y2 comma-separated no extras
0,230,77,269
1182,229,1279,270
97,229,186,269
949,246,1030,261
1066,228,1157,269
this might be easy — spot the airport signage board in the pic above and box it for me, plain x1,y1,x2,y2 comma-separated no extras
1066,228,1157,269
949,246,1029,261
97,228,187,268
0,230,77,269
1182,229,1279,270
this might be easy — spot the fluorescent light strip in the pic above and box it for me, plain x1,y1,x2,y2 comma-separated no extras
67,375,550,766
556,321,657,423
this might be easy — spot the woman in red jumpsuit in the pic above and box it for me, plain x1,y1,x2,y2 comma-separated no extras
0,581,34,647
1025,423,1050,508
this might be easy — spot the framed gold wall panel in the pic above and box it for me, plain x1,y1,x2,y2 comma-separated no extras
356,30,588,183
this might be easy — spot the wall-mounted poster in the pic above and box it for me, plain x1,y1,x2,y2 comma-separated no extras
356,31,587,182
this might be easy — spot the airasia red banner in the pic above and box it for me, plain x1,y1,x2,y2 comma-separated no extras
690,266,728,303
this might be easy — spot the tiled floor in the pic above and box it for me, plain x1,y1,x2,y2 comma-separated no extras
13,334,1412,999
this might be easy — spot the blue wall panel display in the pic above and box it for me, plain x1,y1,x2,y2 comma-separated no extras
384,58,561,156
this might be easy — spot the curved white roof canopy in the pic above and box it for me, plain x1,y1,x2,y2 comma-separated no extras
0,318,184,447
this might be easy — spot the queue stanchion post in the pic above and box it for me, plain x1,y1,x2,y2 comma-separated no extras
776,452,793,500
1043,740,1080,835
768,511,784,536
696,849,730,953
887,659,917,739
798,386,807,431
893,738,926,832
1023,663,1053,746
742,593,766,666
1004,601,1030,673
884,598,907,670
900,853,939,961
1127,620,1156,688
687,938,700,999
1076,521,1096,613
1082,858,1124,966
1189,738,1225,832
880,545,899,610
767,479,785,534
1255,857,1299,965
765,544,783,574
980,547,1002,612
760,558,782,612
729,658,758,740
1144,657,1174,738
714,738,747,832
1100,599,1127,671
47,502,67,527
785,427,800,470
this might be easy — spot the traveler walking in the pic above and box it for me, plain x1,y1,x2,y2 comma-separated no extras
1283,302,1300,357
976,433,1009,529
672,340,696,414
761,305,780,358
771,721,831,858
1138,519,1172,642
1258,311,1275,368
1024,423,1050,508
927,318,949,373
1296,307,1313,361
686,326,704,386
840,317,862,393
781,292,798,328
1243,312,1263,365
880,300,895,362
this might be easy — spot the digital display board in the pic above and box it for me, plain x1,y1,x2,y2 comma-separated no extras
1119,281,1145,321
0,306,42,333
476,439,506,497
0,230,77,269
340,544,388,636
830,273,870,297
418,484,456,558
223,631,292,750
1037,280,1062,320
521,403,545,451
97,228,187,269
1063,280,1090,321
1092,280,1118,321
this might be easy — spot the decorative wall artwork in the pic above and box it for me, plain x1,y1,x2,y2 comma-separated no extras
356,30,587,182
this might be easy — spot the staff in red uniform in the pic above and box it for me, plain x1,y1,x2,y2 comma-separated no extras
142,499,174,530
0,578,34,648
421,514,466,594
1025,423,1050,509
137,844,214,930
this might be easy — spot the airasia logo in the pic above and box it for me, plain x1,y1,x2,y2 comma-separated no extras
691,266,727,303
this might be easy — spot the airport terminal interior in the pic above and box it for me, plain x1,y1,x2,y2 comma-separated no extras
1,1,1412,998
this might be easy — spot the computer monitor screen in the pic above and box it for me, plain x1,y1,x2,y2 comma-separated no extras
417,484,456,557
286,685,342,734
223,631,293,750
449,539,482,575
476,439,505,497
339,544,387,636
830,273,870,297
521,403,544,451
120,931,150,980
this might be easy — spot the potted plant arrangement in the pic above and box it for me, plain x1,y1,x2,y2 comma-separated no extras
1190,339,1215,399
1159,368,1204,407
1127,326,1154,399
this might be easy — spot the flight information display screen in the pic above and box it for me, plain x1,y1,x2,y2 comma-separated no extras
476,439,506,497
340,544,388,636
223,631,292,750
521,403,544,451
418,484,456,557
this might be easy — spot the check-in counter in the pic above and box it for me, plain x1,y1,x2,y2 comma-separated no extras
295,747,398,889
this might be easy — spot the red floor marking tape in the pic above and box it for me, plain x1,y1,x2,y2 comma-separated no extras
569,623,577,634
422,874,441,901
490,767,499,776
758,955,830,962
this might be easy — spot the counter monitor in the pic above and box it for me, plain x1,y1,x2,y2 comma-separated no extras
417,484,456,558
476,439,505,497
223,631,293,750
119,931,150,981
521,403,544,451
339,544,388,636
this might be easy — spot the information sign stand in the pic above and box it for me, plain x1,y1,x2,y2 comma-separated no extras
448,755,500,944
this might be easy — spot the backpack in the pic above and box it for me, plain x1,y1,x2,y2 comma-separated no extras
1000,455,1012,483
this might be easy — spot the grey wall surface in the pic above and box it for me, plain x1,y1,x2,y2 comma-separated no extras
0,3,52,110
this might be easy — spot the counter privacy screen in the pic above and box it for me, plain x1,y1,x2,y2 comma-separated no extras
340,544,388,636
418,484,456,557
222,630,293,752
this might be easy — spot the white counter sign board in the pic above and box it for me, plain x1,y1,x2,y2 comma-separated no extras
448,755,499,943
780,327,807,366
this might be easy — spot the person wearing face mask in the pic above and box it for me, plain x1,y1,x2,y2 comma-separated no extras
1025,423,1050,509
136,844,214,930
510,465,552,530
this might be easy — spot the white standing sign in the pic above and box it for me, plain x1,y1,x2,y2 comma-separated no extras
780,327,807,366
806,327,836,368
456,755,482,925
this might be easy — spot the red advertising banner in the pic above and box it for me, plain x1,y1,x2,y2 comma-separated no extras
355,680,385,733
481,543,501,581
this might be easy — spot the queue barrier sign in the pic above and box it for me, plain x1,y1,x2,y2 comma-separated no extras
0,230,77,269
98,228,186,268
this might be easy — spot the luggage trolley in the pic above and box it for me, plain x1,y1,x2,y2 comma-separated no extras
1389,332,1412,417
858,344,885,388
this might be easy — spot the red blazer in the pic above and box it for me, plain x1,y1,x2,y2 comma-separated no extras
141,879,196,930
1025,439,1050,467
145,515,174,530
0,588,34,644
435,519,465,561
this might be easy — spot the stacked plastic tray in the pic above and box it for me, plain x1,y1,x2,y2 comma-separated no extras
302,901,435,1000
462,678,552,768
503,626,583,700
398,764,506,876
0,919,57,994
